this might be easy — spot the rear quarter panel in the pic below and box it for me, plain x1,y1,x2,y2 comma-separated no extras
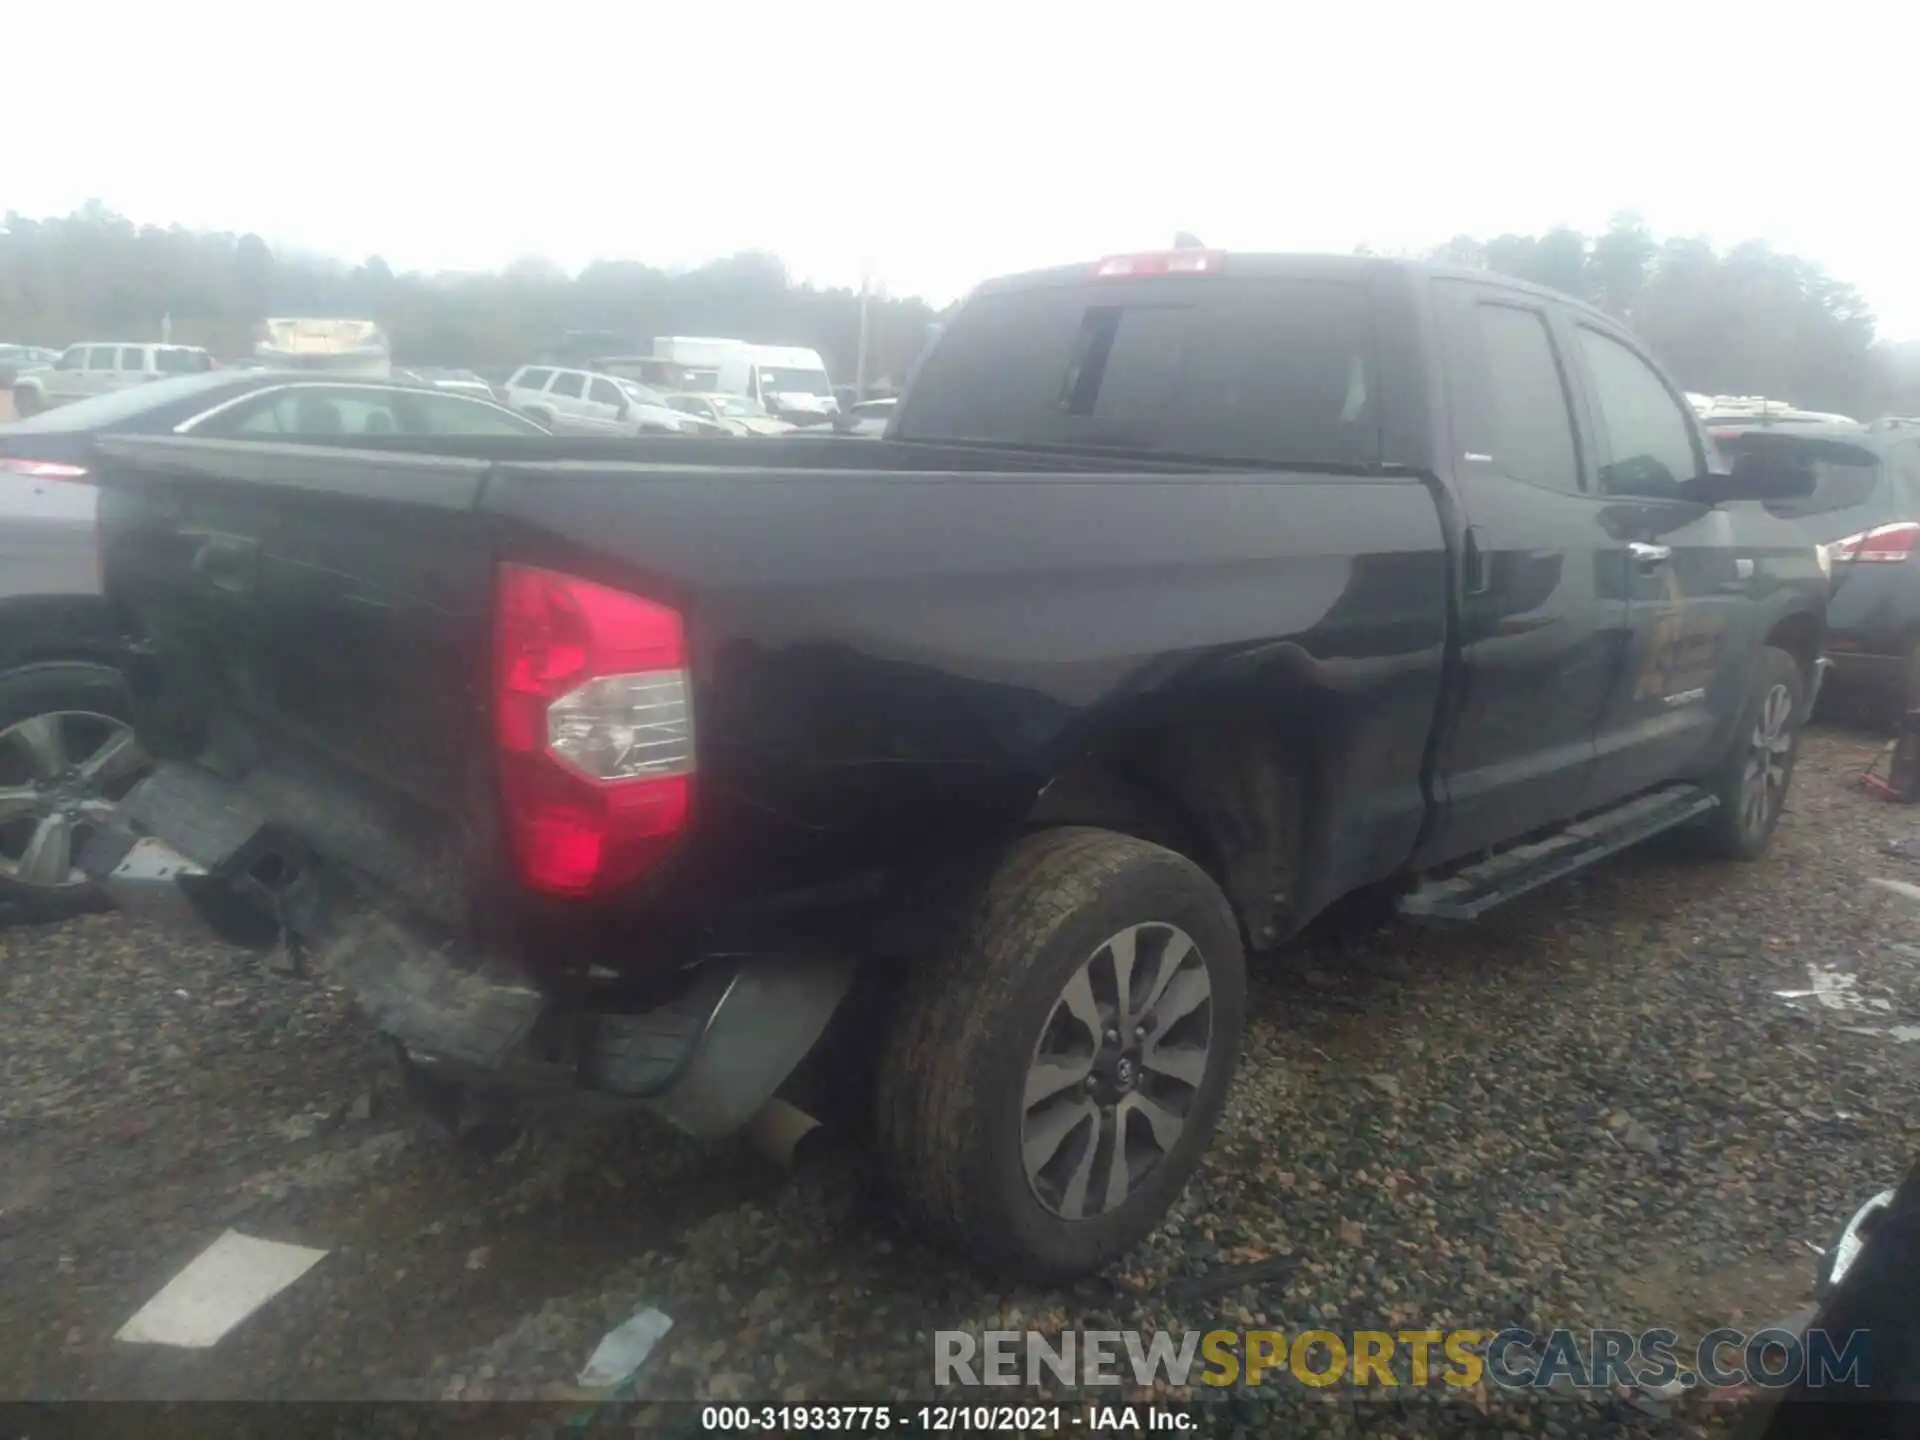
0,468,99,603
484,461,1450,928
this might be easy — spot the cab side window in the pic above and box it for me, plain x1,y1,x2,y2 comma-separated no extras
1577,328,1701,495
1473,304,1581,493
588,377,623,407
548,372,586,400
54,347,85,370
86,346,121,371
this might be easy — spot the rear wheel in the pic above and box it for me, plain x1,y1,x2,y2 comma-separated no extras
877,827,1246,1280
1682,646,1805,861
0,663,149,918
11,386,40,418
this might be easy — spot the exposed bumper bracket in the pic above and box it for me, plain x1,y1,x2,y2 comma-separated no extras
1806,655,1834,720
98,836,211,930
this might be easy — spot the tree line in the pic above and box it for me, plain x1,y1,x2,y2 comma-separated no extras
1424,212,1918,418
4,202,1918,416
0,201,941,390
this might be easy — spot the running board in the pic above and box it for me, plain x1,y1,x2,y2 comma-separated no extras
1396,785,1717,922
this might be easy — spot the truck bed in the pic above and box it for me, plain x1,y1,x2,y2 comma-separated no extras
91,433,1449,981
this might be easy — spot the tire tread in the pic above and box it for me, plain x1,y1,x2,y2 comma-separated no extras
877,826,1239,1274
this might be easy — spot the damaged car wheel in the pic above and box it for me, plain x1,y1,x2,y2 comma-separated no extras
877,827,1245,1281
0,662,148,918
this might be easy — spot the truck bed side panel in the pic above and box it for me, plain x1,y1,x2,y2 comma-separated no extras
93,439,1448,951
483,462,1449,921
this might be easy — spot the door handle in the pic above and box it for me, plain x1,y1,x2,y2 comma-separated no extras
1629,542,1672,570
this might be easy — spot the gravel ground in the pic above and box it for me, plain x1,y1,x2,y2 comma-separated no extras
4,723,1918,1437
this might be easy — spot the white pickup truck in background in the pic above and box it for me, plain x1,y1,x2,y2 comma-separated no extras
12,343,215,417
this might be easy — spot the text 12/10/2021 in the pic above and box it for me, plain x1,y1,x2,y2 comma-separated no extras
700,1404,1194,1431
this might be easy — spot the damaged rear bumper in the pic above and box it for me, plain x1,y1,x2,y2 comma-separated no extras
82,766,855,1139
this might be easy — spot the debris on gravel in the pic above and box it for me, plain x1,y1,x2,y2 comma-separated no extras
1,727,1913,1438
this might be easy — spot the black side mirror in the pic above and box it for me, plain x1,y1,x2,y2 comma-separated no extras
1694,448,1818,505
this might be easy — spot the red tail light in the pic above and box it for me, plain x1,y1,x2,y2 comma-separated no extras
1092,250,1225,278
492,563,693,898
1830,522,1920,565
0,458,90,481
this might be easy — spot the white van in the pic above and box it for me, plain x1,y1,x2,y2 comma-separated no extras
652,336,838,423
738,344,837,423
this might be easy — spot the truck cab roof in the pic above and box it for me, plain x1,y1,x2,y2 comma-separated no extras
975,249,1626,323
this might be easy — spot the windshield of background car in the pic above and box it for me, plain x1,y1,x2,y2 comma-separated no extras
616,379,670,406
757,366,832,397
895,277,1380,466
710,394,764,416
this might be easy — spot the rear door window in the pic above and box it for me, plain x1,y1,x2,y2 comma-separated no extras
399,392,546,436
1470,303,1582,492
119,346,149,371
513,367,554,392
548,372,586,400
895,278,1379,466
87,346,122,371
211,388,400,438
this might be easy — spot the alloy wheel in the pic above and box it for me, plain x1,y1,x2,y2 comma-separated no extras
1020,921,1214,1221
0,711,146,890
1740,682,1795,838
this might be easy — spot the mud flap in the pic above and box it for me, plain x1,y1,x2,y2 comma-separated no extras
638,952,857,1139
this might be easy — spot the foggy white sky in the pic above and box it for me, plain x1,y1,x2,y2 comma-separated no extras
12,2,1920,334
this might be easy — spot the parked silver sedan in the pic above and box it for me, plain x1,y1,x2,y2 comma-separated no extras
0,371,546,916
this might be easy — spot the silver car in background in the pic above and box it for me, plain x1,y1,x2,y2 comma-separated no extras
502,365,707,435
0,371,547,916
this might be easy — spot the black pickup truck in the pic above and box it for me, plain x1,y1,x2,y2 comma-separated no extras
74,252,1828,1280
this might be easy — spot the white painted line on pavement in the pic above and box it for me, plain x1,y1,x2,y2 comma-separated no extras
115,1229,329,1348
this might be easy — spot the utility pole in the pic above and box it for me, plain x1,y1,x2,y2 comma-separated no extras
854,261,873,402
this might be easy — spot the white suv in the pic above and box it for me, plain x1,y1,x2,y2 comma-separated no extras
13,343,216,417
502,366,708,436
